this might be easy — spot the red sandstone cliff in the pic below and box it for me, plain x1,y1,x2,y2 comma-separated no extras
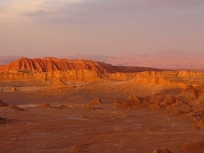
0,57,110,73
0,57,155,81
0,57,159,74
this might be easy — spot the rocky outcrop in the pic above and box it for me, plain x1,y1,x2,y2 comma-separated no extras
0,117,10,124
0,100,8,107
179,85,199,102
0,69,101,81
39,103,53,108
152,148,172,153
116,95,144,109
8,104,24,111
88,97,103,105
178,71,204,78
50,79,66,86
113,99,121,108
181,140,204,151
135,76,185,87
134,71,189,87
148,95,177,109
0,57,111,73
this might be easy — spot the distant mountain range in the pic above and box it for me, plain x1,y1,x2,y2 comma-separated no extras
68,50,204,70
0,56,22,65
1,50,204,70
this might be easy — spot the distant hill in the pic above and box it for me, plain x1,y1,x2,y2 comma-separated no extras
68,50,204,70
148,49,198,59
0,56,21,65
1,50,204,70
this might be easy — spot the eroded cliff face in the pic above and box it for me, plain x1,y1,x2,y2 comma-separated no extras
0,58,109,81
0,57,159,73
106,70,204,91
0,57,111,73
0,57,160,81
0,70,103,82
133,70,204,88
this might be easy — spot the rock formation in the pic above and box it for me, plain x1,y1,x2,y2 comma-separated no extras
88,97,103,105
181,140,204,151
81,104,95,110
10,86,17,92
148,95,177,109
152,148,172,153
0,117,10,124
50,79,66,86
113,99,121,108
179,85,199,102
39,103,52,108
8,104,24,111
116,95,144,109
0,100,8,107
57,104,74,109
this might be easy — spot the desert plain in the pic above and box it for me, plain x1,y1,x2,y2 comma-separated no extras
1,57,204,153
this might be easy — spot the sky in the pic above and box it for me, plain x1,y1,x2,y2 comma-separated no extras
0,0,204,57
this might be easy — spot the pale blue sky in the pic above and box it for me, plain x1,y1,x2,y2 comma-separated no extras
0,0,204,57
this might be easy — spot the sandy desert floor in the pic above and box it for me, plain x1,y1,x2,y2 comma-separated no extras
1,79,204,153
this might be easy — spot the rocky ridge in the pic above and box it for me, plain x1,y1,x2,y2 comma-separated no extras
0,57,204,85
0,57,158,73
0,57,159,81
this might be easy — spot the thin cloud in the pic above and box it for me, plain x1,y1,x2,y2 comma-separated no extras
151,0,204,8
0,0,203,56
0,0,86,23
1,0,203,25
1,0,203,28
